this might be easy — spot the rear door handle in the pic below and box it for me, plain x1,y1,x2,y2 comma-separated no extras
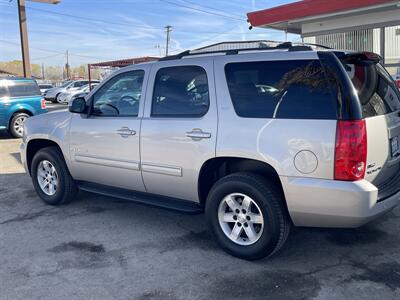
186,129,211,140
117,126,136,138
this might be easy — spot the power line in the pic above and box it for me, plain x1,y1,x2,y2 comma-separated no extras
31,53,64,61
1,0,261,35
179,0,244,19
159,0,246,21
169,25,239,54
0,39,110,61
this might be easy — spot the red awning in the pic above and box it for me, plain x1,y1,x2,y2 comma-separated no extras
247,0,396,28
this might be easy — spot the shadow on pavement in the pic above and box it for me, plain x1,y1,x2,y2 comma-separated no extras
1,170,400,299
0,131,16,140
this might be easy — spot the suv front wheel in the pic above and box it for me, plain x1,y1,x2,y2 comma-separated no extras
205,172,291,260
31,146,78,205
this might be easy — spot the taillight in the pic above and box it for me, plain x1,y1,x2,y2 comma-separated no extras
334,120,367,181
41,98,46,109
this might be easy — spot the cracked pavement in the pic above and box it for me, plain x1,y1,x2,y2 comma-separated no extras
1,122,400,299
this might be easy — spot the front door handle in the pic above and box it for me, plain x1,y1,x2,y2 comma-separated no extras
117,126,136,138
186,128,211,140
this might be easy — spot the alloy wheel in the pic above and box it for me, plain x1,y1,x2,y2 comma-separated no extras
218,193,264,246
37,160,59,196
13,115,27,136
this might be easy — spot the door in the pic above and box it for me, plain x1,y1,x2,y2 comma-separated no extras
0,84,8,127
69,68,147,192
343,59,400,198
140,61,217,202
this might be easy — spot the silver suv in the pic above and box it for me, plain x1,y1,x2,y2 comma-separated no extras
21,42,400,260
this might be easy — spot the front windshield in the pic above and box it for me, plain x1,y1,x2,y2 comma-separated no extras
60,81,73,88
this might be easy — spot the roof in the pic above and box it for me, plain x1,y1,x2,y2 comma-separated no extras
247,0,400,35
89,56,159,68
0,69,16,76
0,77,35,81
159,40,332,62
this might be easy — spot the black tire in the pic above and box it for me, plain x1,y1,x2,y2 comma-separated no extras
9,112,29,138
205,172,291,260
31,146,78,205
51,93,60,103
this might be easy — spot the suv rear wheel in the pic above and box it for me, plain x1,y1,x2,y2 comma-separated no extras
31,146,78,205
205,172,291,260
9,112,29,138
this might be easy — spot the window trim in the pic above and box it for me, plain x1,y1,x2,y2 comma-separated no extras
89,69,145,118
150,65,210,118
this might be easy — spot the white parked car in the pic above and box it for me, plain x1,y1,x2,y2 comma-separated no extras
38,84,53,96
45,80,99,103
57,84,99,104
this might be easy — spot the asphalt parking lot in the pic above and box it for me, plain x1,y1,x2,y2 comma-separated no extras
1,103,400,299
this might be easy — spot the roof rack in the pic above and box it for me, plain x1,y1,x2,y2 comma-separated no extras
159,40,331,61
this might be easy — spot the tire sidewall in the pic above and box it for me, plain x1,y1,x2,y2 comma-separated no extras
31,149,67,205
9,113,29,138
52,93,60,103
206,176,282,259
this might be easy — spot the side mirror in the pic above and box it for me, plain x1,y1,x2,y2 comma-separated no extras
69,97,87,114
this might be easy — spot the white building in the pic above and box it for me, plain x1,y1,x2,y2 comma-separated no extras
247,0,400,77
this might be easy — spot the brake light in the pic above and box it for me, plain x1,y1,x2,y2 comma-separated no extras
334,120,367,181
41,98,46,109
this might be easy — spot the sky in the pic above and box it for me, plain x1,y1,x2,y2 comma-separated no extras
0,0,300,67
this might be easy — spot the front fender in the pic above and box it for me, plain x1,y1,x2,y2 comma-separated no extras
24,111,73,171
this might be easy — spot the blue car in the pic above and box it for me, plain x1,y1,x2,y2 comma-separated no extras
0,77,47,138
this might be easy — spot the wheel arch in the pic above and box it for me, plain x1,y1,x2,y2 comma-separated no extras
8,109,33,129
26,139,64,175
198,157,288,214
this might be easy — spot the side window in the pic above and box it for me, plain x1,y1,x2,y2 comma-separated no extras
0,85,8,98
151,66,209,117
92,70,144,117
8,80,41,97
225,60,337,119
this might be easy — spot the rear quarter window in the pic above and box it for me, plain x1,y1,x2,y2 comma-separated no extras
224,60,338,119
8,80,41,97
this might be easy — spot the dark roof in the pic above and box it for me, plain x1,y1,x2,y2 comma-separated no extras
0,69,16,76
89,56,159,68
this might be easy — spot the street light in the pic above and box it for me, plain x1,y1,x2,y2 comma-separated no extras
17,0,61,78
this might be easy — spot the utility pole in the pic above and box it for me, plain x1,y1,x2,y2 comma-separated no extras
17,0,31,78
17,0,61,78
164,25,172,56
65,50,70,79
41,63,45,80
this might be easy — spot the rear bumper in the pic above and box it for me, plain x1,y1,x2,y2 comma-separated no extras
281,176,400,228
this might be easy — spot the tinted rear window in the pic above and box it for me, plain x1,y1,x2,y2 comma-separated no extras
8,80,41,97
343,62,400,117
225,60,337,119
